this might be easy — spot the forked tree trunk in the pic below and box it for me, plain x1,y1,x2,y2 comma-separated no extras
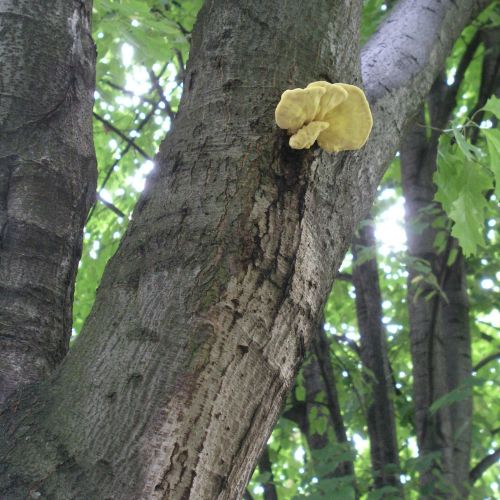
0,0,490,498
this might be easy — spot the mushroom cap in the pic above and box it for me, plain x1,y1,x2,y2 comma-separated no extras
274,81,373,152
275,86,325,131
289,121,330,149
306,81,348,120
316,83,373,152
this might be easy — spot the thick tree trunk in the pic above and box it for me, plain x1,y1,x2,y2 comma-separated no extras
0,0,490,498
352,220,401,492
0,1,96,404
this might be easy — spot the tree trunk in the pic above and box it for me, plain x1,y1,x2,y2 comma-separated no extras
352,219,401,492
0,0,490,498
401,106,471,497
257,445,278,500
401,24,499,492
0,0,96,405
310,327,355,480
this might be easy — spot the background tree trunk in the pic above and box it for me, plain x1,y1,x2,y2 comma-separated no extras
401,107,472,498
0,0,490,498
401,27,499,493
352,219,401,492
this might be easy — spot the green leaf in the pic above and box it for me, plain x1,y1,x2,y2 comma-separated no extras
451,124,482,161
446,246,458,266
434,136,493,256
482,95,500,119
295,385,305,401
316,416,328,436
482,128,500,198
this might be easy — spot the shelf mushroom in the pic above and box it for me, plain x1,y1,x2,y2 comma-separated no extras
275,81,373,153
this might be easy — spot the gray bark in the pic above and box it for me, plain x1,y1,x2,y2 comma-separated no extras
0,1,96,404
0,0,491,498
352,220,401,493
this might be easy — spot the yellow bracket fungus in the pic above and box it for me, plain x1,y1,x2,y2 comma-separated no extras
275,81,373,153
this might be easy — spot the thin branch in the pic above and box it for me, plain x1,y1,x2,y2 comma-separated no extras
473,351,500,372
477,320,500,333
87,63,171,223
437,27,483,123
332,333,361,357
101,80,155,105
313,328,353,446
176,21,190,37
96,193,126,219
469,448,500,484
87,101,159,223
173,48,186,82
148,69,176,122
336,272,353,282
93,112,152,161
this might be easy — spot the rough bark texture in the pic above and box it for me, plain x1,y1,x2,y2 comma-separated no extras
0,1,96,404
0,0,491,498
352,220,401,492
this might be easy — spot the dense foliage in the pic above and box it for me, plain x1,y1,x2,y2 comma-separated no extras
74,0,499,497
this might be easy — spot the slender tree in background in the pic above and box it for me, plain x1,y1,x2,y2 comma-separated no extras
0,0,497,499
352,219,401,493
400,24,499,496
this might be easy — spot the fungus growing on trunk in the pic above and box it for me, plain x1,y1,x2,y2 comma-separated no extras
275,81,373,152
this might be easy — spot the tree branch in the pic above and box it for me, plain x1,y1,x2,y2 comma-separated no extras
437,26,483,122
362,0,491,114
473,351,500,372
102,80,155,105
148,69,177,122
336,272,353,282
93,112,152,161
96,193,126,219
469,448,500,484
